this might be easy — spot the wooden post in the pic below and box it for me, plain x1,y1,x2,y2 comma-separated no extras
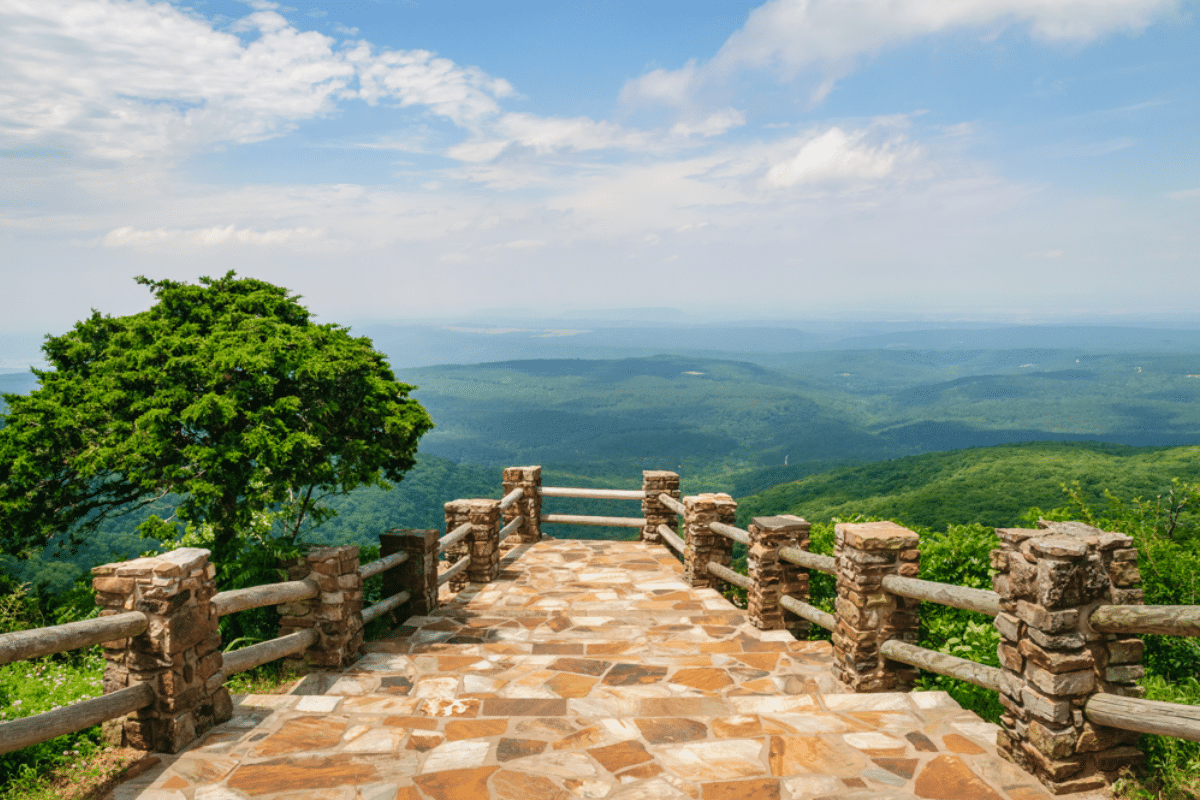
279,546,364,671
502,466,542,543
992,522,1146,794
91,548,231,753
831,521,921,693
641,470,680,545
682,493,737,589
747,515,811,637
381,529,439,621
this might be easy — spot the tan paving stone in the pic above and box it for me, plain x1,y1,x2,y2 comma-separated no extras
913,755,1006,800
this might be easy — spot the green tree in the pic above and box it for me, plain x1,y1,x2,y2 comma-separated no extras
0,272,433,575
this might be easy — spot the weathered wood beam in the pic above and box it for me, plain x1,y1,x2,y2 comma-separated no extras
657,523,686,554
778,546,836,575
540,487,647,500
657,493,687,516
1090,605,1200,636
780,595,836,631
541,514,647,527
437,556,470,587
1086,692,1200,742
221,628,319,676
0,611,148,667
211,579,318,618
0,682,154,756
437,522,473,554
499,515,524,538
361,590,413,625
881,575,1002,617
499,487,525,510
359,550,410,581
879,639,1002,692
709,521,750,547
706,561,753,591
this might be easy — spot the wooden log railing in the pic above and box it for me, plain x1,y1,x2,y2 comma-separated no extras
657,492,686,516
212,579,319,617
880,574,1002,617
499,515,524,538
221,629,320,676
708,520,750,547
1086,693,1200,743
1089,604,1200,637
0,611,148,667
499,486,524,510
657,523,686,555
438,521,473,554
541,514,647,527
360,550,410,580
541,486,646,500
778,545,835,574
0,683,154,756
438,554,470,587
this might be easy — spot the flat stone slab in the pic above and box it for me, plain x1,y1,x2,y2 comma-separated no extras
108,539,1056,800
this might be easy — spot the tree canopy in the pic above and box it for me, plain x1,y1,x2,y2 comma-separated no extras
0,272,433,571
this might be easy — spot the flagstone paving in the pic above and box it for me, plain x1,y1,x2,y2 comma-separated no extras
109,538,1063,800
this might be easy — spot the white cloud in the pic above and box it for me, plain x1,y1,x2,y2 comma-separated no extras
624,0,1177,106
670,109,746,138
0,0,513,160
764,127,913,187
101,224,327,249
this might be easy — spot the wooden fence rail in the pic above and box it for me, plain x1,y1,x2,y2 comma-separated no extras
1089,605,1200,637
360,550,410,581
212,579,318,618
778,545,835,574
0,611,148,667
541,514,646,527
1085,693,1200,742
880,575,1003,617
657,523,686,554
438,556,470,587
0,682,154,756
709,520,750,547
222,629,319,676
499,486,524,510
879,639,1002,692
541,486,646,500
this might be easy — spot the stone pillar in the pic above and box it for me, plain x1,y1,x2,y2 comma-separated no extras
992,522,1146,794
444,500,472,593
748,515,811,636
92,548,231,753
831,521,921,693
641,470,680,545
381,529,439,622
444,499,500,589
502,466,542,543
682,493,737,589
279,545,364,671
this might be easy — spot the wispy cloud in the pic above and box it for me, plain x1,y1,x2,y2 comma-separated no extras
623,0,1178,108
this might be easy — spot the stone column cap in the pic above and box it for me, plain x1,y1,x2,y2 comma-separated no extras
836,521,918,550
752,514,810,531
93,547,211,578
683,492,736,511
383,528,439,543
642,470,679,479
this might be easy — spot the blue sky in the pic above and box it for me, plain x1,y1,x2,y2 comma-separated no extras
1,0,1197,355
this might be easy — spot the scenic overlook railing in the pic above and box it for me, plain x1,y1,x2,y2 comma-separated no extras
1,465,1198,795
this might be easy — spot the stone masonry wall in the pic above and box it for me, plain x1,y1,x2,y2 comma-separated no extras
92,548,231,753
992,522,1146,794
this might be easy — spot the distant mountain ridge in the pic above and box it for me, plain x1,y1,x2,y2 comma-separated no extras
735,441,1200,531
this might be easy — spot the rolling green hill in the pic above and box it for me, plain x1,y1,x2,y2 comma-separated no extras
735,441,1200,531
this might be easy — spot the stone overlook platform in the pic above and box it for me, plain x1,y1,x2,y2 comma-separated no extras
111,539,1059,800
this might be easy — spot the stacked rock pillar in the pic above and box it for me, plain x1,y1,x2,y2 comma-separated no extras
992,523,1146,794
747,515,811,636
641,470,680,545
381,529,440,621
502,466,542,543
832,521,921,692
279,545,364,671
444,499,501,590
682,493,737,589
92,548,231,753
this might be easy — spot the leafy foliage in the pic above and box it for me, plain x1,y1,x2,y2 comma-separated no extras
0,273,433,579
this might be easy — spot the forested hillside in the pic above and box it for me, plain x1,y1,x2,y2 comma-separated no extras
736,441,1200,530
